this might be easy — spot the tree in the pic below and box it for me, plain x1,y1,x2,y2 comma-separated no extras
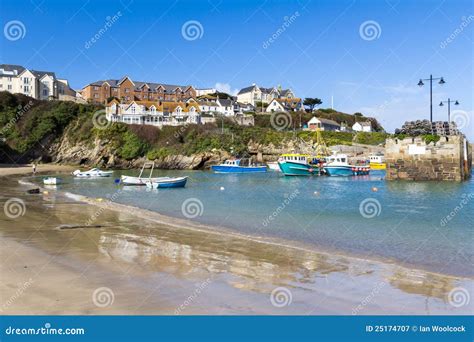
303,98,322,112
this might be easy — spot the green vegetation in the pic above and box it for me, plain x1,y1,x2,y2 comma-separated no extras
303,98,323,112
422,134,441,145
0,92,389,164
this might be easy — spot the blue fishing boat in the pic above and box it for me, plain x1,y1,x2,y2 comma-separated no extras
278,154,322,176
324,154,370,176
146,176,188,189
212,159,267,173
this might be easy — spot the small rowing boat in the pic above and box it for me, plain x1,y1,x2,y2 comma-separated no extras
72,168,113,177
212,159,267,173
145,176,188,189
43,177,61,185
121,162,172,185
266,161,281,172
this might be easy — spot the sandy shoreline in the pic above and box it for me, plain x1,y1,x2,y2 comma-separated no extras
1,165,473,315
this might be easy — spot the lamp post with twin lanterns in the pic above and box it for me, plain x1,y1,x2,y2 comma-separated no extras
417,75,445,122
439,98,459,122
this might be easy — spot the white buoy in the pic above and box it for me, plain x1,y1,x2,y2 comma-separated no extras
220,186,225,191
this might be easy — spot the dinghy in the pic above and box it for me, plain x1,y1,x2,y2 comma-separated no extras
43,177,61,185
121,162,167,185
145,176,188,189
72,168,113,177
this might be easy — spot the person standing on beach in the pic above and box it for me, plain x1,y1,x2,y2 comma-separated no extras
32,163,36,175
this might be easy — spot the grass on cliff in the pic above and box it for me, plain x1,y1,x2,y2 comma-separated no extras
0,92,389,162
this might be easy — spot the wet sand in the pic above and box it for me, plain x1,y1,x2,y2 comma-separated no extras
0,167,472,315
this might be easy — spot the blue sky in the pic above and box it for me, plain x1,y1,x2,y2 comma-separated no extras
1,0,472,137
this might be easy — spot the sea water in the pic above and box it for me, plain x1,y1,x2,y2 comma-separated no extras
46,170,474,277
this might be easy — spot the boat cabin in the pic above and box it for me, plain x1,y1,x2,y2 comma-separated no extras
368,155,384,163
223,159,242,166
280,154,309,164
326,154,348,164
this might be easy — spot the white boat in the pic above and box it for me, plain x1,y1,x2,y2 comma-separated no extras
121,162,165,185
43,177,61,185
145,176,188,189
266,161,281,172
72,168,113,178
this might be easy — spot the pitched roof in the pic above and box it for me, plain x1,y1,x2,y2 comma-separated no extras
218,99,233,107
318,118,340,126
237,85,257,95
31,70,56,79
0,64,25,76
354,120,372,127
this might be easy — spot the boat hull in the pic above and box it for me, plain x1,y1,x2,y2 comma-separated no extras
370,162,386,170
211,165,267,173
146,177,188,188
121,175,173,185
325,165,370,176
278,161,318,176
267,162,281,172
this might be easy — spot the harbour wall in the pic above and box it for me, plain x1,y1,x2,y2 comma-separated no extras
385,135,472,181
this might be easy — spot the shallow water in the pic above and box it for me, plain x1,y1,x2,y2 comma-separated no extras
35,169,474,277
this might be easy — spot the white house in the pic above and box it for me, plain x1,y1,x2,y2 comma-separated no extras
195,88,216,96
352,121,373,132
306,117,341,131
106,100,201,127
237,84,296,106
265,98,303,113
0,64,74,100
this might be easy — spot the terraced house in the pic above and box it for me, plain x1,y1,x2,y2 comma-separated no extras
105,99,201,127
81,76,196,104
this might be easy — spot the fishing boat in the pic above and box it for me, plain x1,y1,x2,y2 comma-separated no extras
211,159,267,173
72,168,113,177
324,154,370,176
368,154,386,170
43,177,61,185
145,176,188,189
121,162,167,185
278,154,323,176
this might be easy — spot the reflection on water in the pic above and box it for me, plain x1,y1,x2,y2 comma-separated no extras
1,176,472,314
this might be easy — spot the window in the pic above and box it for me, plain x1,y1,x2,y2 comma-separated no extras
43,89,48,96
8,77,12,82
23,78,30,85
125,88,130,93
7,85,12,90
131,106,136,114
23,85,30,93
93,86,99,90
0,84,3,88
94,93,99,98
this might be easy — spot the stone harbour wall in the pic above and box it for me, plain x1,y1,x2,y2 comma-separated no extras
385,135,472,181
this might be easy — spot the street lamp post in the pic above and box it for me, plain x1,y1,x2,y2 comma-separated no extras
439,98,459,122
417,74,445,122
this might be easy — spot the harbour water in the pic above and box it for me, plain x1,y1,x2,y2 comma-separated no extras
35,169,473,277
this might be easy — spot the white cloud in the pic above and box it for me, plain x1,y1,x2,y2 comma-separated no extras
214,82,238,96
